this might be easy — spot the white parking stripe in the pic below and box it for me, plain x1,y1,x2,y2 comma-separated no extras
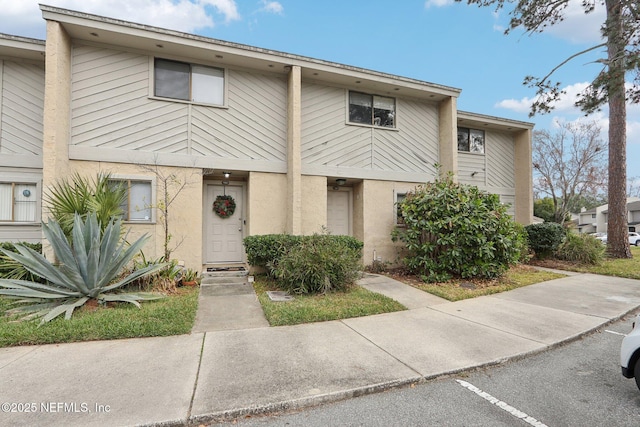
604,330,626,336
456,379,549,427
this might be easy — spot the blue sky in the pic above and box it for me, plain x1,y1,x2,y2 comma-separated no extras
2,0,638,175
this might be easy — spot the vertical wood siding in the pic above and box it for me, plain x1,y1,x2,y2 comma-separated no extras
72,46,189,154
0,60,44,156
71,46,287,162
486,130,515,189
457,152,486,185
301,82,438,173
191,69,286,161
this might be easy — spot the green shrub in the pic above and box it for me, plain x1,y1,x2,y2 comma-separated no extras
243,234,364,278
0,242,44,282
46,172,127,240
393,176,526,281
271,234,363,294
243,234,302,272
555,232,605,264
525,222,566,258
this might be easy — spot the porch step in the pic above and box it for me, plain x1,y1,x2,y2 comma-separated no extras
201,276,248,286
201,266,248,285
200,282,254,296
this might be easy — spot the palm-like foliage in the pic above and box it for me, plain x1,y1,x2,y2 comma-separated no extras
46,173,127,239
0,213,166,324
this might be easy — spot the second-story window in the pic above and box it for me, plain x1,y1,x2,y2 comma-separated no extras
154,58,224,106
457,127,485,154
349,91,395,128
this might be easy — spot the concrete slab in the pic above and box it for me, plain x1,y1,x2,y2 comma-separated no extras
430,296,606,344
0,345,39,369
494,274,640,319
191,321,422,421
200,282,254,296
358,275,449,309
0,334,203,427
342,308,544,377
192,294,269,332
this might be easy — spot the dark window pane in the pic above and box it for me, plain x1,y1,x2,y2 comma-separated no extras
457,128,469,151
374,96,395,127
155,59,190,100
349,92,372,124
470,129,485,153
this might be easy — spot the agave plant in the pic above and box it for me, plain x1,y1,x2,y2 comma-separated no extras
0,213,166,324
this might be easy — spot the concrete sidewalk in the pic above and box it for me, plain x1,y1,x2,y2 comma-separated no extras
2,273,640,426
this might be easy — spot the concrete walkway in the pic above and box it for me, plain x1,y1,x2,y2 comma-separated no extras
2,273,640,426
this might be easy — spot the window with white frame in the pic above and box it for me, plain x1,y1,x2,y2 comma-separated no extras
349,91,395,128
457,127,485,154
108,179,153,222
154,58,224,106
396,193,406,225
0,182,38,223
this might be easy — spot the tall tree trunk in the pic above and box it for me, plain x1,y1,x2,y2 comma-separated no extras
605,0,631,258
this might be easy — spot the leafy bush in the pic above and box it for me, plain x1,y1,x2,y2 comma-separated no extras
243,233,363,278
555,232,605,265
393,176,526,281
271,234,363,294
243,234,302,271
0,242,44,282
0,213,166,324
125,253,182,293
525,222,566,258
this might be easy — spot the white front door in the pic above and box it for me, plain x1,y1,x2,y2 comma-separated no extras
327,189,351,235
204,184,244,263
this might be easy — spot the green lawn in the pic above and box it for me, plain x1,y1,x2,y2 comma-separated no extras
253,278,406,326
543,246,640,279
0,287,198,348
391,265,566,302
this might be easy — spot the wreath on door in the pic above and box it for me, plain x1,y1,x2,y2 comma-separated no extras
213,195,236,218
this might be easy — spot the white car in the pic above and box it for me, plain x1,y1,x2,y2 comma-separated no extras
593,232,640,245
621,314,640,389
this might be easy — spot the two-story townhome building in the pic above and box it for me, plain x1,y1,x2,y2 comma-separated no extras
577,198,640,234
0,5,533,270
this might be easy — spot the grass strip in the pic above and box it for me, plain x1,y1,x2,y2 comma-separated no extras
0,287,198,348
253,278,406,326
403,265,566,302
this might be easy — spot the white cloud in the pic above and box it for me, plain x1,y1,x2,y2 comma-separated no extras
259,0,283,15
544,0,604,44
496,81,640,145
203,0,240,22
0,0,241,38
496,81,591,115
424,0,454,8
422,0,604,43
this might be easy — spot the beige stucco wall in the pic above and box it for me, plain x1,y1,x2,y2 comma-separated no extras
301,175,327,235
356,179,422,266
247,171,287,235
438,96,457,181
57,161,204,269
514,129,533,225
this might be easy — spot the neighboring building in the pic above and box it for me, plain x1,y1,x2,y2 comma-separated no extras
0,34,45,243
577,198,640,234
0,5,534,269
